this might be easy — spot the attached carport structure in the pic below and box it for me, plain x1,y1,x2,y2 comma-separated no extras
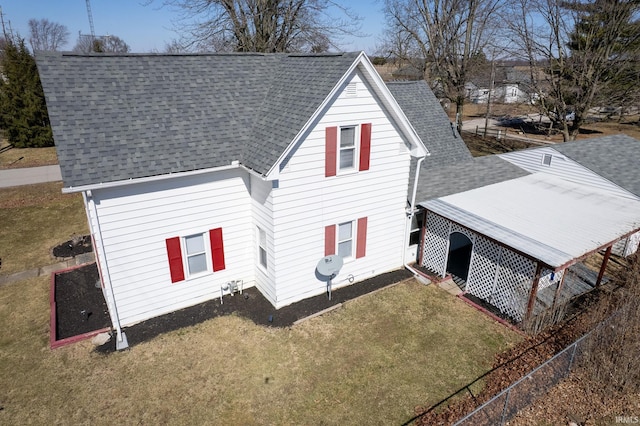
419,172,640,325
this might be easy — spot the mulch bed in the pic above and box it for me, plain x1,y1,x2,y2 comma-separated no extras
53,263,110,341
53,262,412,353
52,235,93,259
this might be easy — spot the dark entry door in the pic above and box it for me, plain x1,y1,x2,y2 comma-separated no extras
446,232,473,280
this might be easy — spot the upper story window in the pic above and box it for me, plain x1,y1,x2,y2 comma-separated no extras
325,123,371,177
542,153,552,166
339,126,356,170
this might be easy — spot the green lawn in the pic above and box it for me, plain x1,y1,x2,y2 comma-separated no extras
0,276,521,424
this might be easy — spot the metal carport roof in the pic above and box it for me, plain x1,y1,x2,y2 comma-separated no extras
421,173,640,270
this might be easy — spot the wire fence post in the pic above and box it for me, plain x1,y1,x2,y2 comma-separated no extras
500,388,511,425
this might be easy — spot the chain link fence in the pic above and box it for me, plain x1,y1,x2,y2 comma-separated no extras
454,318,608,425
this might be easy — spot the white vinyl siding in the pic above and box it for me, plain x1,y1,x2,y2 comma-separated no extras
250,175,276,304
89,169,254,326
269,70,410,308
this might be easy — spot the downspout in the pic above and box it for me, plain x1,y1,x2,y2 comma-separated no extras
86,190,128,350
403,156,426,276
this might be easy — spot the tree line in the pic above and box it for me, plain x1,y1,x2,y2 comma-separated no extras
1,1,638,147
0,19,131,148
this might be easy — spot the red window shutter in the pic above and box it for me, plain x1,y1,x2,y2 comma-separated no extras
209,228,226,271
359,123,372,171
324,224,336,256
356,217,368,259
325,126,337,177
166,237,185,283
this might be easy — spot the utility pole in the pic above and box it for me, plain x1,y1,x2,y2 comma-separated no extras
483,58,496,138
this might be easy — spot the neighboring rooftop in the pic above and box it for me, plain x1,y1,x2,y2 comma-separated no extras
36,51,362,188
551,134,640,197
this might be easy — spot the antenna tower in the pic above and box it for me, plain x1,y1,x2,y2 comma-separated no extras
85,0,96,44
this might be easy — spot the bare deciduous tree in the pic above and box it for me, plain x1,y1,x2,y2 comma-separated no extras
382,0,504,131
28,18,70,51
503,0,640,141
579,253,640,395
145,0,361,53
73,34,131,54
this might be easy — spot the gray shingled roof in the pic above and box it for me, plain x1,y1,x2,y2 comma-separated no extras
414,155,530,202
36,52,360,188
551,134,640,197
387,80,484,202
387,81,472,167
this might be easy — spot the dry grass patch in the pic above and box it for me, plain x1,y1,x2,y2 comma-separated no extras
0,139,58,169
0,278,521,424
0,182,87,275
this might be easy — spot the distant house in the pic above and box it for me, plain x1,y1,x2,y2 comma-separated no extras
466,64,536,104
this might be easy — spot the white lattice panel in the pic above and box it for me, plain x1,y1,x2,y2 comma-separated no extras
625,231,640,257
492,250,535,321
450,223,476,243
539,268,563,291
422,212,449,275
466,236,501,300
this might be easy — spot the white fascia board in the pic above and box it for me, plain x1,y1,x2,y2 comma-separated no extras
61,162,244,194
265,52,429,180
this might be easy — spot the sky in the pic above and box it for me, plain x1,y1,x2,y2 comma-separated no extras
2,0,386,53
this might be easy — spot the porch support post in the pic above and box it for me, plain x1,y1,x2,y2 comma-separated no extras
524,263,543,326
552,269,567,310
596,245,613,287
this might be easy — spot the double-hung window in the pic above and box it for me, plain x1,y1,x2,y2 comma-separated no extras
185,233,208,275
339,126,356,170
165,228,226,283
325,123,371,177
337,221,353,258
324,217,368,261
258,226,267,268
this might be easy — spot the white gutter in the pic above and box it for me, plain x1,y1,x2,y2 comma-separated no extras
62,161,264,194
85,190,128,350
403,156,426,277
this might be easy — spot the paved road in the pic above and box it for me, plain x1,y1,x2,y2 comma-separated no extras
0,165,62,188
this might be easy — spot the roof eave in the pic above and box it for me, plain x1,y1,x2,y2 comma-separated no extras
61,162,244,194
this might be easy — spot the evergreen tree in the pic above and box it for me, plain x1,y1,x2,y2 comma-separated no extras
0,37,53,148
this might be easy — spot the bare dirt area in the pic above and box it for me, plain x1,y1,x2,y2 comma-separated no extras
507,373,640,426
